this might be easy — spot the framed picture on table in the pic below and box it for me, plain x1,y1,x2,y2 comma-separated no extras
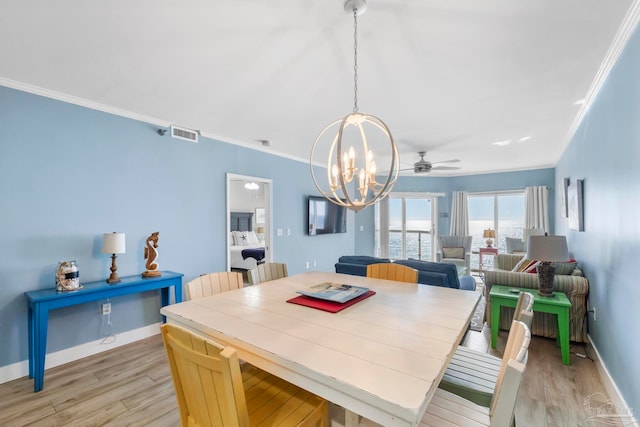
567,179,584,231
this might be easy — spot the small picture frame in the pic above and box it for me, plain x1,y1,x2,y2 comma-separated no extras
560,177,570,218
255,208,265,224
567,179,584,231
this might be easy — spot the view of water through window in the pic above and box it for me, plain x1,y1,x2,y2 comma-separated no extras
378,192,525,269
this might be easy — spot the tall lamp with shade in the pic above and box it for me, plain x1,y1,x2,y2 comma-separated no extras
102,232,126,284
526,235,569,297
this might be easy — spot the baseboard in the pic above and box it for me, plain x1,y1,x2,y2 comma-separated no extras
0,323,161,385
587,334,639,426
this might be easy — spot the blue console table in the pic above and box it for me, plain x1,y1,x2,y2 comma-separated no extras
25,271,183,392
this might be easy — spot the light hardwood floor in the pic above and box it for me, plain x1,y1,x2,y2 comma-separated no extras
0,323,610,426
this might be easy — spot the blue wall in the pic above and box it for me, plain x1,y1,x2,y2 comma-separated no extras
0,85,354,368
555,25,640,414
354,169,555,255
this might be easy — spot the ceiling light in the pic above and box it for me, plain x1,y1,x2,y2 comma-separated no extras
244,182,259,190
310,0,398,212
518,136,532,143
492,140,511,146
574,99,586,106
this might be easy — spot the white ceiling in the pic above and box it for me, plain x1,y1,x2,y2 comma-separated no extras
1,1,637,176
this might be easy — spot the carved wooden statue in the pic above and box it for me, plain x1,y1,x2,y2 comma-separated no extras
142,231,162,278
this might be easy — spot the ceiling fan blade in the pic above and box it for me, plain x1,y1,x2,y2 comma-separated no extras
431,159,460,165
431,165,461,171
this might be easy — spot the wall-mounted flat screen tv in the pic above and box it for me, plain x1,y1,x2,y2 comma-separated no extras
308,195,347,235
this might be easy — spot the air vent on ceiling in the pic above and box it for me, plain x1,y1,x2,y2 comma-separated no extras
170,125,199,143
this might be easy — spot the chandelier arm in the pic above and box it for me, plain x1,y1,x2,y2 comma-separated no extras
336,116,356,206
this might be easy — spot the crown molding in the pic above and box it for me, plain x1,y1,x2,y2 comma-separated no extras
567,1,640,142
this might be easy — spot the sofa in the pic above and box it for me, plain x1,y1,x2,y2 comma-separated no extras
483,253,589,343
335,256,476,291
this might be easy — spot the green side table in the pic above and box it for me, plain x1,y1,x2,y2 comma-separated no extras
490,285,572,365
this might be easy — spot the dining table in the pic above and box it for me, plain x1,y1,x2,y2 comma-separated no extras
160,271,480,427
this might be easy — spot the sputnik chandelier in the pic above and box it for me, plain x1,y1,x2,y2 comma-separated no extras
310,0,399,212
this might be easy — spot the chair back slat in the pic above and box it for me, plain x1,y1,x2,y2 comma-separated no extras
366,263,419,284
511,291,535,328
185,272,243,300
490,320,531,424
248,263,288,285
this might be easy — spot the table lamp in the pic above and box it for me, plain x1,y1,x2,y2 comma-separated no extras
483,229,496,247
102,232,126,284
526,235,569,297
256,226,265,242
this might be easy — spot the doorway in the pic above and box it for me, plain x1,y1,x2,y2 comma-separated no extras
226,173,273,272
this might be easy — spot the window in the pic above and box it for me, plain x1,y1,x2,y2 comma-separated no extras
468,191,525,257
376,193,441,261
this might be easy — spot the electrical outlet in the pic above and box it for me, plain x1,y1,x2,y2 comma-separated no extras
101,303,111,316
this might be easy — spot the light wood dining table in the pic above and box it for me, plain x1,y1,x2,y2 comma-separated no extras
160,271,480,427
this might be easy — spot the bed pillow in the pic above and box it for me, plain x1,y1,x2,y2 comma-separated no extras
246,231,260,245
229,232,236,245
233,231,250,246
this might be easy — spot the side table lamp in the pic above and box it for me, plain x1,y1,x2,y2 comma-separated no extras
102,232,126,284
483,229,496,247
525,234,569,297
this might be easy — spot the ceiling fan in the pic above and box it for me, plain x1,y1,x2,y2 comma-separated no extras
402,151,461,174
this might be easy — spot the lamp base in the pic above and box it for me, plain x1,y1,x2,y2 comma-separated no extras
537,262,555,297
485,239,493,248
106,273,121,284
106,254,121,284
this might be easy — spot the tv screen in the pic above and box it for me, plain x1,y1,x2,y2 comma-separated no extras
308,196,347,235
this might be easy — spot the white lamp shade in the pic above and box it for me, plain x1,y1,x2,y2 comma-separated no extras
526,235,569,262
102,232,126,254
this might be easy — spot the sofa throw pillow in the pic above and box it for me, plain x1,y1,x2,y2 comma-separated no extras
512,258,537,273
442,247,464,259
553,259,577,275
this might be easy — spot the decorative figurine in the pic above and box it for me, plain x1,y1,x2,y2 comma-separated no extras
142,231,162,278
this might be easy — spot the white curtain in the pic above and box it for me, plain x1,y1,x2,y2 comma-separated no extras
525,186,549,232
449,191,469,236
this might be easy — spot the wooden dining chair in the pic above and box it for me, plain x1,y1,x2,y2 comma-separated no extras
366,263,418,284
422,320,531,426
439,292,534,407
248,262,288,285
185,272,244,300
161,323,329,427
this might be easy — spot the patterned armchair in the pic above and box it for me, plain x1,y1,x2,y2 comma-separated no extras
483,253,589,343
436,235,472,273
